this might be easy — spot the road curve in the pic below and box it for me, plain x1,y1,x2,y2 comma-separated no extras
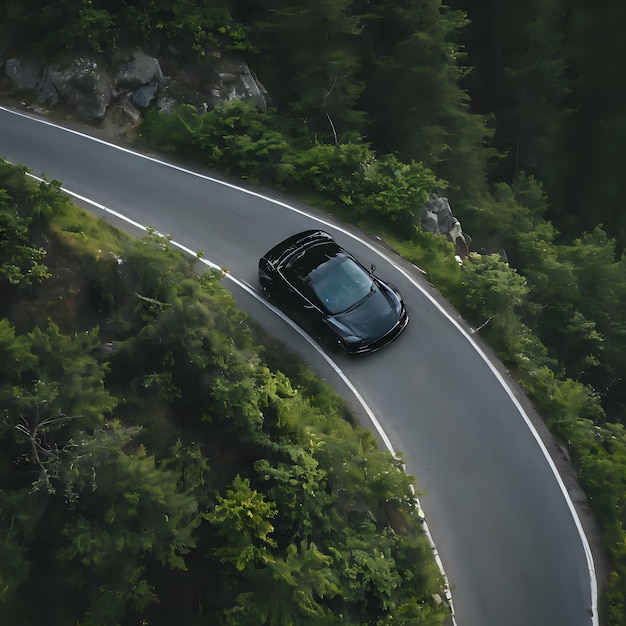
0,106,597,626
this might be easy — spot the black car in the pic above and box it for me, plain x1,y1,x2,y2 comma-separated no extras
258,230,409,354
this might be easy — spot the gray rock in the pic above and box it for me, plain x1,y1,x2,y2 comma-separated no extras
421,195,455,236
4,49,272,124
421,194,471,259
115,52,163,89
421,211,439,234
46,56,114,120
133,83,158,108
209,58,269,110
5,58,41,91
37,68,60,106
111,96,142,126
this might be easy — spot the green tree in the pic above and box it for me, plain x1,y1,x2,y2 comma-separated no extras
352,155,440,226
226,540,340,625
0,318,35,376
205,474,277,571
1,324,115,492
247,0,367,140
0,490,35,604
286,141,375,202
330,529,402,614
0,190,50,287
554,0,626,247
360,0,494,200
461,252,530,345
254,446,331,541
191,101,291,178
559,228,626,413
57,421,202,623
451,0,569,182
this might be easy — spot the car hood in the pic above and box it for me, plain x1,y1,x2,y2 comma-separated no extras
331,282,401,339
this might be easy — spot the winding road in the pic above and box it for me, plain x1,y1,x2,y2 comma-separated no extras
0,106,598,626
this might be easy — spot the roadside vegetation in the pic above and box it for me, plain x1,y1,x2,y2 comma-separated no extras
2,0,626,623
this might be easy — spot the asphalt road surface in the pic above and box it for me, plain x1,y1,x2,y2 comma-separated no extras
0,106,597,626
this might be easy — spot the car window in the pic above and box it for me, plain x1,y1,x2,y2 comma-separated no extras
309,255,373,314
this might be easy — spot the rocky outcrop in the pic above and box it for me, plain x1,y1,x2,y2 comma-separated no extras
421,194,471,259
45,57,114,120
132,83,159,108
3,49,270,125
115,52,163,90
210,59,269,110
5,58,40,91
422,195,455,236
154,55,270,113
5,55,114,120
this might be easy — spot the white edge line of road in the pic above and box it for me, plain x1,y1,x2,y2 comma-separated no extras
6,105,597,624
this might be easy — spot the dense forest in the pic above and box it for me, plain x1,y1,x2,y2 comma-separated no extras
2,0,626,623
0,160,448,624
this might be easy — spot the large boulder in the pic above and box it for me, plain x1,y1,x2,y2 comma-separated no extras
132,83,159,108
421,195,455,236
44,56,114,120
158,54,271,112
115,52,163,89
421,194,471,259
5,58,41,91
210,58,269,110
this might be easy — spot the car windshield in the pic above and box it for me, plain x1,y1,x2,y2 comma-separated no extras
308,253,374,314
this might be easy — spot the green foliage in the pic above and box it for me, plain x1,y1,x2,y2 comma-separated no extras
59,434,201,569
254,446,331,541
518,366,603,429
192,101,291,179
515,221,574,302
384,229,463,306
247,0,367,139
1,323,116,493
359,0,494,201
454,0,570,184
0,190,50,286
461,252,531,348
462,173,549,252
286,141,375,200
352,155,440,225
0,318,35,376
226,540,340,625
144,102,291,181
6,0,118,57
53,424,201,623
206,475,277,571
64,0,117,54
164,1,254,55
0,490,33,604
143,104,441,232
0,0,254,58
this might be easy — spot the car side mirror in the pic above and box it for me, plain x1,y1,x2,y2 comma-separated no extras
370,263,376,274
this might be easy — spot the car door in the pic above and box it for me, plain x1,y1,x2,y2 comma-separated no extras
278,268,327,338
